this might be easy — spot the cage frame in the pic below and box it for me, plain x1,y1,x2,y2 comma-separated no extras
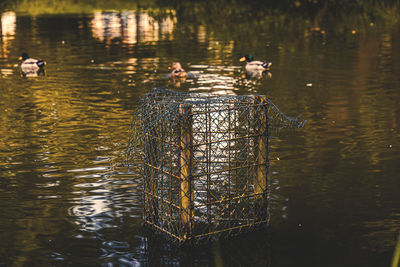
140,91,271,244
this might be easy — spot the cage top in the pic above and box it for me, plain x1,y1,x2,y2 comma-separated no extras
125,89,306,168
141,88,264,104
138,88,306,128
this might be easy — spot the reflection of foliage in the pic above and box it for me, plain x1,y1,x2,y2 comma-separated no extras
2,0,397,41
170,0,400,34
1,0,399,36
1,0,166,15
0,0,10,10
1,0,399,28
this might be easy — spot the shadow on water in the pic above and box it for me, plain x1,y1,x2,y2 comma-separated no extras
141,227,271,267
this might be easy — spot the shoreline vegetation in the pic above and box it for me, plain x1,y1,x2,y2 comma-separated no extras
1,0,399,20
1,0,157,15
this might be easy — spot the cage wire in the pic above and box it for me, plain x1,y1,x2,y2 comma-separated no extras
125,88,305,244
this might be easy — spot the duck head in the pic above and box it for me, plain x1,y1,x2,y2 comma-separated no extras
240,54,254,62
19,53,29,61
169,62,187,79
169,62,182,70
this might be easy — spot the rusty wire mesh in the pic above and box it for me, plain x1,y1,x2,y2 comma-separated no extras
126,89,305,244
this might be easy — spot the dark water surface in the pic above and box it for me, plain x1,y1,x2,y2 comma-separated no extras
1,9,400,266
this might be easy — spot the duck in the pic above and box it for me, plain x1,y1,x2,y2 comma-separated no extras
239,54,272,78
168,62,187,79
19,53,46,76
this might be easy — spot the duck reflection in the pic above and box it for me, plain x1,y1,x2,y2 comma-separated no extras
21,68,45,78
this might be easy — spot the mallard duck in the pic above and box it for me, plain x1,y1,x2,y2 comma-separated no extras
19,53,46,74
240,54,272,78
168,62,187,79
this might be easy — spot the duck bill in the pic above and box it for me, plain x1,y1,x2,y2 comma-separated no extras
239,57,246,62
18,56,22,60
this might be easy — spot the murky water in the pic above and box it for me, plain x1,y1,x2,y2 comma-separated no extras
1,8,400,266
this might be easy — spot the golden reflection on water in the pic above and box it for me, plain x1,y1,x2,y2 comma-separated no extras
1,11,16,59
91,10,176,45
121,11,137,44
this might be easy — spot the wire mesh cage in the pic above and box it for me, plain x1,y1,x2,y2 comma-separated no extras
126,89,305,244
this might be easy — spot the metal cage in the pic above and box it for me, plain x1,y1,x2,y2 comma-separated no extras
138,90,270,243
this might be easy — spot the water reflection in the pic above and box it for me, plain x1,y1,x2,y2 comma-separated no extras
142,228,271,266
20,66,45,78
68,167,142,232
70,193,114,232
91,10,176,45
181,63,267,94
1,11,16,59
121,11,137,44
91,11,122,43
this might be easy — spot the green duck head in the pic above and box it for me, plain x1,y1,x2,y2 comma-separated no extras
19,53,29,61
239,54,254,62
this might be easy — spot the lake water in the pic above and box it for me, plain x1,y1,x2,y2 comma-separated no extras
0,8,400,266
